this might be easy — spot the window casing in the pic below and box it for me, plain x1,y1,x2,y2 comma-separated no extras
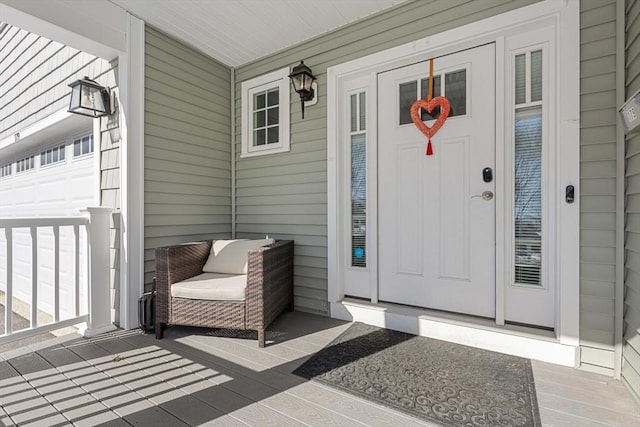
241,68,290,157
73,134,94,157
41,143,66,167
16,155,35,173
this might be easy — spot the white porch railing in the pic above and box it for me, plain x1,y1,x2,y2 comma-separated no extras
0,207,115,344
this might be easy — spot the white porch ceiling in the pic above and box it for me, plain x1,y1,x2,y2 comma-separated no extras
108,0,408,67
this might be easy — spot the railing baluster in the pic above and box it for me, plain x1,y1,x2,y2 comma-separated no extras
5,227,12,335
74,224,80,317
0,212,105,343
54,225,60,323
31,226,38,328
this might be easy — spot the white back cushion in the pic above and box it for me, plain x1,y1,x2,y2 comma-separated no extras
202,238,275,274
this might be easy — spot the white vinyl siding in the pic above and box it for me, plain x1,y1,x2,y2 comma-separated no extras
144,26,232,288
579,0,618,375
234,0,539,315
624,0,640,401
0,22,113,321
0,25,110,142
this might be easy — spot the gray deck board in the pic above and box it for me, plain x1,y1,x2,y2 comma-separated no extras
0,311,638,426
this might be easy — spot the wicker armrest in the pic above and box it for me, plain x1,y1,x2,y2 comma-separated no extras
155,240,213,325
245,240,294,328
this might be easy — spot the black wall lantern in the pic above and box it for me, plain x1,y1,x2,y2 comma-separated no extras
68,77,113,118
289,61,317,119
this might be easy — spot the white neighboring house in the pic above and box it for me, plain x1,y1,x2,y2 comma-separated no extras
0,22,110,324
0,127,96,321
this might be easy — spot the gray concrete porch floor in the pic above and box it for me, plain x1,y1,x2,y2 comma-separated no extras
0,311,638,426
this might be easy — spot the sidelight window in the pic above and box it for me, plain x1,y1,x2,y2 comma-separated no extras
350,91,367,268
513,49,543,286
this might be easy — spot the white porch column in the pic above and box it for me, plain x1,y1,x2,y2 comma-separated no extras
83,207,117,337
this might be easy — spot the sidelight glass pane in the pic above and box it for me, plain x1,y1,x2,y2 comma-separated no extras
514,106,542,286
350,94,357,132
351,133,366,268
531,50,542,102
351,90,367,268
515,54,526,105
359,92,366,131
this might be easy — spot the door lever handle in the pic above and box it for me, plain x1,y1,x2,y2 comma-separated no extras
471,191,494,201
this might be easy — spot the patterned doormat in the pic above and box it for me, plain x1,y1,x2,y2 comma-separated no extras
293,322,541,426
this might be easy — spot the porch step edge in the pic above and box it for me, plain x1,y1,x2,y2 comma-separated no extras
331,300,579,367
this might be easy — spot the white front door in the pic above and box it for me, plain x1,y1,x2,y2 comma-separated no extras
377,44,496,318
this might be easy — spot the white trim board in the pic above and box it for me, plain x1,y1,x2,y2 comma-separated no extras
118,14,146,330
327,0,580,364
331,300,578,367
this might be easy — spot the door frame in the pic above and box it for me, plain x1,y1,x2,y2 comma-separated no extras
327,0,579,349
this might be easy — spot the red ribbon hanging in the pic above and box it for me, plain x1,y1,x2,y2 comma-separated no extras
410,58,451,155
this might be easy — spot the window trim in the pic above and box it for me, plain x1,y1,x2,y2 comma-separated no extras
241,68,290,158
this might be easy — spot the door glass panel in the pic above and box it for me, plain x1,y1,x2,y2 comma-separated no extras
445,70,466,117
398,69,467,125
351,91,366,268
399,81,417,125
420,75,442,120
514,106,542,286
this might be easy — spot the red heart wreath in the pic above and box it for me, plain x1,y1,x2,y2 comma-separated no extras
410,96,451,155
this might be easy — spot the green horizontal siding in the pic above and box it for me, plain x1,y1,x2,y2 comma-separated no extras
579,0,618,375
144,26,232,286
234,0,537,315
624,0,640,401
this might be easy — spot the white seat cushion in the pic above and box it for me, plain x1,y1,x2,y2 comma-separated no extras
171,273,247,301
202,238,275,274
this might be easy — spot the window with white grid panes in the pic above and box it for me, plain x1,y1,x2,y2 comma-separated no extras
41,143,66,167
241,68,290,157
0,163,11,178
513,49,543,286
73,134,93,157
16,155,35,173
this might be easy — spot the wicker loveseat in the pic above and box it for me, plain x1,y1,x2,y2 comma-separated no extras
154,239,294,347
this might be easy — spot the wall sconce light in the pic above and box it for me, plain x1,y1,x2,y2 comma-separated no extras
289,61,317,119
68,76,113,118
